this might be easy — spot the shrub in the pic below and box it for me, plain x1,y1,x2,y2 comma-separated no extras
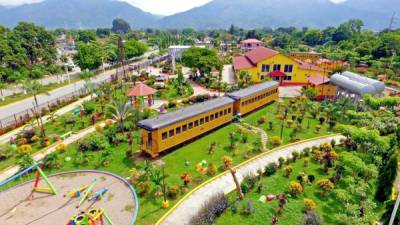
23,129,36,140
243,201,255,215
104,119,113,127
319,117,325,125
17,153,34,170
43,153,61,169
257,182,264,193
302,211,323,225
308,174,316,183
231,201,239,214
17,145,32,154
278,157,285,168
95,124,103,133
264,162,278,176
240,181,251,194
257,117,266,125
207,163,217,176
180,173,192,186
82,100,97,115
167,185,180,199
137,181,151,196
284,166,293,177
330,139,336,148
289,181,303,196
303,147,311,156
78,132,109,152
189,193,228,225
222,155,233,168
241,174,257,193
292,151,300,161
271,136,282,147
56,143,67,153
303,158,309,167
31,135,40,143
304,198,316,211
0,144,13,161
318,179,335,196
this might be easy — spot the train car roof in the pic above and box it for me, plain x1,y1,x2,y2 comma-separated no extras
227,81,279,100
137,96,235,131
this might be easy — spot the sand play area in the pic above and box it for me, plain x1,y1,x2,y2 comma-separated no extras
0,171,137,225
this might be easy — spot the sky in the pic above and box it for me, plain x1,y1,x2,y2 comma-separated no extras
0,0,347,15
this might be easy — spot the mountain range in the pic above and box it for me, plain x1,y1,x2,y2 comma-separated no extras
0,0,398,30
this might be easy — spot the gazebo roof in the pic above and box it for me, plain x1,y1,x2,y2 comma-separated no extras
268,71,286,77
127,82,156,97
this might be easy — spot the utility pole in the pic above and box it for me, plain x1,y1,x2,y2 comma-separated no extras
388,12,397,31
118,35,127,81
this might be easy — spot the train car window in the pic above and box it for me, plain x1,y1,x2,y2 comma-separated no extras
219,111,223,116
194,120,199,127
189,122,193,129
200,118,204,125
162,132,168,140
224,109,227,115
215,112,219,118
210,114,214,120
183,124,188,131
169,129,174,137
176,127,181,134
205,116,209,122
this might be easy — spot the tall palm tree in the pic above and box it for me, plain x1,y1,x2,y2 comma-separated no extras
23,80,48,137
107,98,133,134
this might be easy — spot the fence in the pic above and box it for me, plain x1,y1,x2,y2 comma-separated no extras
0,54,170,132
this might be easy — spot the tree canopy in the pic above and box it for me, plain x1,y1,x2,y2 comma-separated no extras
112,18,131,34
181,47,222,75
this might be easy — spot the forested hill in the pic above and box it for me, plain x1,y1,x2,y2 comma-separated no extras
0,0,158,29
0,0,398,29
158,0,397,30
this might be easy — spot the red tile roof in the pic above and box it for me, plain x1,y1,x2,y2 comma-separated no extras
246,47,279,64
233,55,254,70
127,82,156,97
241,39,263,44
293,58,324,72
269,71,286,77
307,75,330,86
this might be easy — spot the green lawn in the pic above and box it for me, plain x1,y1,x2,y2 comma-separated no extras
213,148,382,225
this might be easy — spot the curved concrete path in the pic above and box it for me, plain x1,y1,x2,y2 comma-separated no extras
159,134,344,225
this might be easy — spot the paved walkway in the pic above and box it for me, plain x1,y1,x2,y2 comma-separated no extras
0,122,105,183
159,134,344,225
188,80,221,96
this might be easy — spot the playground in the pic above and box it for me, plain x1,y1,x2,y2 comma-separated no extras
0,167,138,225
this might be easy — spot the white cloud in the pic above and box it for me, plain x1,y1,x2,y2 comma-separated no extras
0,0,43,6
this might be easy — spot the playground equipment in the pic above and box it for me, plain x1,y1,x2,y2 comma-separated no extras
67,208,114,225
32,162,57,195
89,188,108,202
77,179,97,208
66,185,89,198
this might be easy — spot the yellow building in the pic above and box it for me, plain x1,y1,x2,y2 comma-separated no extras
306,75,337,100
233,47,326,85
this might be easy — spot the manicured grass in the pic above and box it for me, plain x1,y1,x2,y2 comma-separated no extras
242,101,332,148
213,149,382,225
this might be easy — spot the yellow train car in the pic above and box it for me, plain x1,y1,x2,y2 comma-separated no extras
227,81,279,116
138,97,235,157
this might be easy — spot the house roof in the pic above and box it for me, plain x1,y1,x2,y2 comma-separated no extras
241,39,263,44
127,82,156,97
227,81,279,100
246,47,280,64
307,75,330,86
293,58,324,72
233,55,254,70
269,71,286,77
137,97,235,130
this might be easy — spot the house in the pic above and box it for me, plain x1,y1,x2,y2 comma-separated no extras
306,75,337,100
240,39,263,52
232,47,326,85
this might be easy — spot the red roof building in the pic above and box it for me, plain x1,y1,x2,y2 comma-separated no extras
233,47,279,70
240,39,263,52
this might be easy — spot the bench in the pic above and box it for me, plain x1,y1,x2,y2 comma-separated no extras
60,131,73,140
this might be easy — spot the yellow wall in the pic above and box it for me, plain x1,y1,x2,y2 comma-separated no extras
140,104,233,157
314,84,337,97
237,53,326,84
236,87,279,115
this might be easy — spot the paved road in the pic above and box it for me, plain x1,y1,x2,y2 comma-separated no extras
159,134,344,225
0,51,167,122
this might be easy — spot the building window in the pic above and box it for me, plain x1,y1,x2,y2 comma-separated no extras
200,118,204,125
189,122,193,129
162,132,168,140
284,65,293,73
183,124,188,131
194,120,199,127
261,64,270,72
205,116,209,122
169,129,174,137
283,76,292,81
273,64,281,71
176,127,181,134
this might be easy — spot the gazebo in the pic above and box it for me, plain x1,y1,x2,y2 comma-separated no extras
126,82,157,109
268,71,286,85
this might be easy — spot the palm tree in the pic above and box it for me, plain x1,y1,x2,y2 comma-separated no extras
107,98,133,134
23,80,48,137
